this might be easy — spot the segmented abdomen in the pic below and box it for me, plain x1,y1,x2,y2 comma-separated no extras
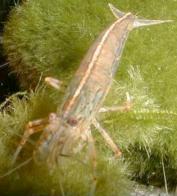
61,16,133,122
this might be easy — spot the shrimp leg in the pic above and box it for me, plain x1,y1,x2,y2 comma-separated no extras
92,119,121,157
12,118,49,165
99,92,132,113
45,77,62,90
13,112,59,165
87,129,97,196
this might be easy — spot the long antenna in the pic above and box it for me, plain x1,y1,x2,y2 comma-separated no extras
0,62,9,70
0,157,32,179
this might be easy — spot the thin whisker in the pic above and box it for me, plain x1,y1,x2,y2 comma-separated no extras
0,157,32,178
0,62,9,70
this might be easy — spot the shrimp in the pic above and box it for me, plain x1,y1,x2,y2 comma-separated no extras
12,3,171,176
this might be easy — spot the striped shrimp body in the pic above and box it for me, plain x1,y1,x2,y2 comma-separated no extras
12,4,171,167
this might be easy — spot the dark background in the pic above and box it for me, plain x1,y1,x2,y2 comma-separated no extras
0,0,19,103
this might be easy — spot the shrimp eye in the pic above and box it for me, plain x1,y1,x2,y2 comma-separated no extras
67,117,78,126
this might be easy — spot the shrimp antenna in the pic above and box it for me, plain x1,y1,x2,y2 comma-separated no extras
0,157,32,179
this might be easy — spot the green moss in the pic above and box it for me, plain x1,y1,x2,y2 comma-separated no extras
102,66,177,189
0,159,131,196
0,89,131,195
3,0,116,88
5,0,175,89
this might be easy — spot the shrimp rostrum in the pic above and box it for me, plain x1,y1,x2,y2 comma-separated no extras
12,4,171,168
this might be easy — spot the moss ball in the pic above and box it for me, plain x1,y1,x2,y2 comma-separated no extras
3,0,119,89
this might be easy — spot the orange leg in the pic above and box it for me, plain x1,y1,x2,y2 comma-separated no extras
99,92,133,113
87,129,97,196
12,118,49,165
92,119,122,158
45,77,62,90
